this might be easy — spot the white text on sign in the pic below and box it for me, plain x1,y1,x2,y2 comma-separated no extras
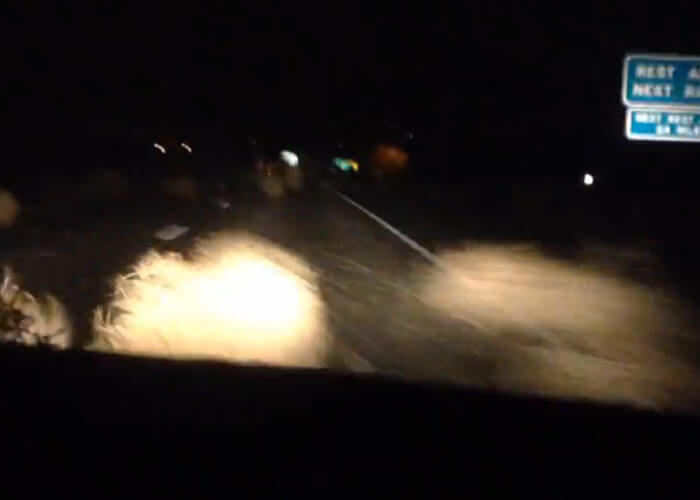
635,64,676,79
632,83,672,97
631,64,700,98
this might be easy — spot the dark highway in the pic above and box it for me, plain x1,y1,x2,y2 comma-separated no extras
3,171,700,413
8,4,700,488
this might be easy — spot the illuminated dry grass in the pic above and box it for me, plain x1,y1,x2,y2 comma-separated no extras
419,243,700,409
0,189,19,228
1,267,72,348
93,233,328,367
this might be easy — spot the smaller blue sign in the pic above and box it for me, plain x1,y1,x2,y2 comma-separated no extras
626,108,700,142
623,54,700,107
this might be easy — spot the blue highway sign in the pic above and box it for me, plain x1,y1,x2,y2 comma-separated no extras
626,108,700,142
623,54,700,108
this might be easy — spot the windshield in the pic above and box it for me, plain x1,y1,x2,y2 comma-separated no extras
4,4,700,413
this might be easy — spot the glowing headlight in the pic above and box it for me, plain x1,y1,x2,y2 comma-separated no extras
154,142,166,154
583,173,594,186
181,142,192,153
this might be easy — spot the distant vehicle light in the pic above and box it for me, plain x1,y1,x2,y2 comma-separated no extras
280,150,299,167
181,142,192,153
154,142,166,154
333,158,359,172
370,144,408,171
583,173,594,186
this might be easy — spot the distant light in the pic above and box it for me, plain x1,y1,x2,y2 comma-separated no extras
332,158,359,172
583,173,594,186
280,150,299,167
181,142,192,153
154,142,166,154
333,158,351,171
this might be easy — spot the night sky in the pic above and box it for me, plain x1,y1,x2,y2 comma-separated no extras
5,3,700,168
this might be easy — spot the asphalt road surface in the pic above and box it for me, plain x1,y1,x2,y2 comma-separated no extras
3,175,700,412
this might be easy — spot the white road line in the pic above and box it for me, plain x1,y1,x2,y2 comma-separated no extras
326,187,494,341
326,186,441,266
